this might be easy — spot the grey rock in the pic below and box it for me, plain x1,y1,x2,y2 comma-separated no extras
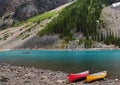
0,76,9,82
17,35,60,49
14,3,38,20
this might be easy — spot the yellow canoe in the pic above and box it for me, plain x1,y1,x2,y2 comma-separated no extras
87,71,107,82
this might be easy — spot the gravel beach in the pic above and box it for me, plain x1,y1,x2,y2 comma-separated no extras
0,64,120,85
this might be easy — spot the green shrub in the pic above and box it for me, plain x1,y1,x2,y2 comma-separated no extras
85,38,94,48
79,38,84,45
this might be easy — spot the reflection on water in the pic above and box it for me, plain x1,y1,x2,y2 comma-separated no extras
0,50,120,79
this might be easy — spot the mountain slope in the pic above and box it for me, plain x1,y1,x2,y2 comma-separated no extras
38,0,103,47
0,0,120,49
0,1,75,49
38,0,120,48
0,0,72,28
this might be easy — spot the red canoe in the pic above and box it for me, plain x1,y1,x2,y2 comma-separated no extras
68,71,89,82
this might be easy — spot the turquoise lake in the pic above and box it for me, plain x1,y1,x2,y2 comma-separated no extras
0,50,120,79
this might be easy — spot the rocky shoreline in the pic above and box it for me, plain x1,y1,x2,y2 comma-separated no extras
0,64,120,85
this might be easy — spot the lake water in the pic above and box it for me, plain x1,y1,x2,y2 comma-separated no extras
0,50,120,79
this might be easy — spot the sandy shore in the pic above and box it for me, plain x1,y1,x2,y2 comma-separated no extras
0,64,120,85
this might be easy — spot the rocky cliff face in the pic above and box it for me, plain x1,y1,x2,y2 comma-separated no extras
0,0,72,28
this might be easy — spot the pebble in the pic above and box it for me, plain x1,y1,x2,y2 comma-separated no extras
56,80,66,83
115,79,118,82
0,64,120,85
41,75,48,80
0,76,9,82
